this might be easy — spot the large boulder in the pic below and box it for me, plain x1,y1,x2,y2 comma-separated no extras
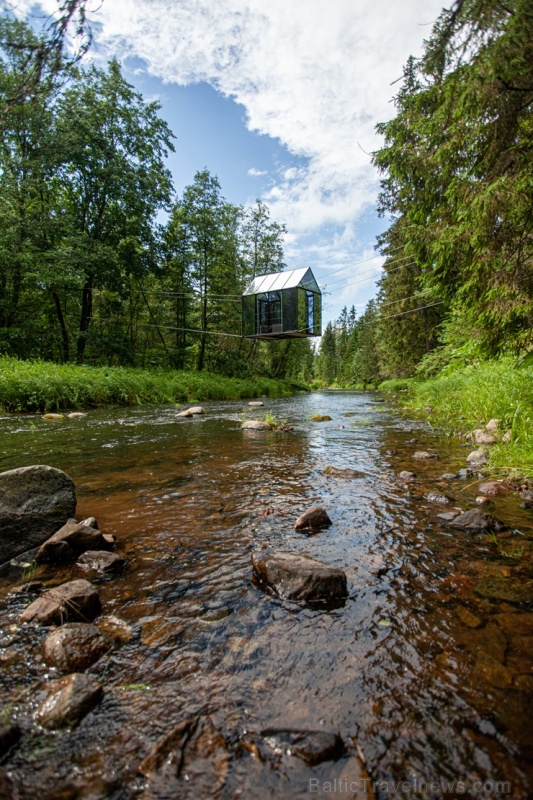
20,579,101,625
252,552,348,605
0,465,76,563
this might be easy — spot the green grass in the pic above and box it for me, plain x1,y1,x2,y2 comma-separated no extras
0,357,304,413
379,357,533,476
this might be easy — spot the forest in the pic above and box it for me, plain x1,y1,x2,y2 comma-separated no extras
0,10,313,384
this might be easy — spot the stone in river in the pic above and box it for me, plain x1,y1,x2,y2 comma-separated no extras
43,623,112,673
446,508,505,532
248,401,264,407
35,673,103,729
260,729,345,766
0,465,76,563
20,579,101,625
76,550,127,575
241,420,272,430
399,470,416,481
440,473,458,481
322,466,367,479
466,449,489,466
252,551,347,604
427,491,454,505
478,480,508,496
413,451,437,459
294,506,332,531
36,520,114,564
176,410,193,418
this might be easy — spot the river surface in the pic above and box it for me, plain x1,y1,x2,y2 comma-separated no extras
0,392,532,799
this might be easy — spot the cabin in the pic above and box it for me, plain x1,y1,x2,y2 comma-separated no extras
242,267,322,340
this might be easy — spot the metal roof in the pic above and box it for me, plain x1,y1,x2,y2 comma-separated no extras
243,268,320,295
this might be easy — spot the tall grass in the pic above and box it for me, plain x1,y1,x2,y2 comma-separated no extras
0,357,303,413
380,357,533,475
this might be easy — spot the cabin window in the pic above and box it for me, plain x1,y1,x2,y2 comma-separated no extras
306,291,315,332
257,291,281,333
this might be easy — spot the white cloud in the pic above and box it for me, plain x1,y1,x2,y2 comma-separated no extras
10,0,443,320
247,167,267,177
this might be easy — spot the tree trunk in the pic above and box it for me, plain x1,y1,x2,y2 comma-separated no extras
76,283,93,363
52,290,70,362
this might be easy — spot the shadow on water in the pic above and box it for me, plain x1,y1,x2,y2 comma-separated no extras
0,391,532,798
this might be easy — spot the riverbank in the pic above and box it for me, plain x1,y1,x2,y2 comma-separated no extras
380,357,533,476
0,357,305,413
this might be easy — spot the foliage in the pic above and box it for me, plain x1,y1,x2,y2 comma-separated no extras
0,357,297,412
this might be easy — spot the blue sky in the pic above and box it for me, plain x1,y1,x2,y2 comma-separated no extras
8,0,444,326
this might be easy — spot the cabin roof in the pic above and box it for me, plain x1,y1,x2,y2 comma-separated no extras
243,267,320,296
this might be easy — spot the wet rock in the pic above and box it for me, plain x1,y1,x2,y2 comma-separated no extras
446,508,505,532
478,480,508,496
0,724,21,757
436,510,462,522
485,418,501,431
176,410,193,418
294,506,332,531
188,406,205,415
322,466,368,479
495,612,533,635
520,489,533,509
427,491,454,505
20,579,101,625
241,420,272,430
475,575,533,605
36,520,114,564
475,653,513,689
311,415,332,422
413,451,437,460
77,550,127,575
96,615,132,644
466,449,489,466
399,471,416,481
36,673,103,729
67,412,87,419
0,465,76,563
440,473,457,481
456,606,482,629
472,429,497,446
43,623,112,673
475,496,490,505
252,552,348,604
42,413,63,420
248,401,264,407
139,716,228,799
458,468,474,479
260,729,345,766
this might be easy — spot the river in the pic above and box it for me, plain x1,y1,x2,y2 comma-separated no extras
0,391,532,799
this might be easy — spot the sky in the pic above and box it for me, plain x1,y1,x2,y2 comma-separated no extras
7,0,445,326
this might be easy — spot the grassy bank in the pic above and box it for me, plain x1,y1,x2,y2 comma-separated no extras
0,357,305,413
380,358,533,475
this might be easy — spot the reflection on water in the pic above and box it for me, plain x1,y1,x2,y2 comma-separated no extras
0,392,532,798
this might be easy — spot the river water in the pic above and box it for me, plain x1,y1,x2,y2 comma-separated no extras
0,392,532,799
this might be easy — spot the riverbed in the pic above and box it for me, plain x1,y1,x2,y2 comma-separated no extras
0,391,532,799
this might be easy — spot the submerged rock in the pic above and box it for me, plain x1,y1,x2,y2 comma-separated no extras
20,579,101,625
322,466,368,479
76,550,127,575
440,473,458,481
311,415,332,422
260,729,345,766
294,506,332,531
43,623,112,673
399,470,416,481
445,508,505,532
241,420,272,430
0,465,76,564
413,451,437,460
474,575,533,605
427,491,454,505
252,552,348,604
36,673,103,729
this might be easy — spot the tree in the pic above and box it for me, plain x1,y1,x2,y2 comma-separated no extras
240,200,286,280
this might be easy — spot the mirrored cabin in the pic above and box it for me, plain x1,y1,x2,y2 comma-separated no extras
242,268,322,339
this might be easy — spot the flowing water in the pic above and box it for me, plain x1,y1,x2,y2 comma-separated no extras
0,392,532,799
